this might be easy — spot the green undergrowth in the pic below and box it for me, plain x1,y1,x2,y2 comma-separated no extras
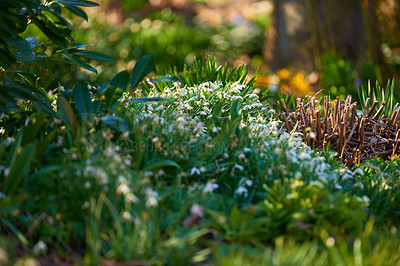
1,56,400,265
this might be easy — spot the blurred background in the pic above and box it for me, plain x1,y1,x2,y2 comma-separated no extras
24,0,400,99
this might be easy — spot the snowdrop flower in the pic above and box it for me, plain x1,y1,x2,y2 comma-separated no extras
116,183,130,195
125,193,139,203
84,181,91,189
190,167,201,176
243,147,252,153
352,168,364,176
145,188,159,207
81,201,90,210
190,204,204,217
203,182,219,193
235,186,248,198
354,182,364,190
238,153,246,160
122,211,134,222
33,241,47,255
144,171,154,177
245,179,253,186
357,195,370,204
233,164,244,171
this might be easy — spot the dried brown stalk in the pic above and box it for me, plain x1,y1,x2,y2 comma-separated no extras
281,97,400,166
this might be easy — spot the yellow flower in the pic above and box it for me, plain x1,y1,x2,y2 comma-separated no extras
276,68,290,80
289,72,311,96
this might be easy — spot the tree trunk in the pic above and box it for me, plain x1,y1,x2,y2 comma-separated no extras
264,0,367,71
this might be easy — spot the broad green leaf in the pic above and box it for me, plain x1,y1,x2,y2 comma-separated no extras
57,0,99,7
63,3,88,21
57,95,77,128
7,132,22,167
16,70,37,86
143,160,181,172
62,54,97,73
22,116,46,145
1,218,29,246
74,81,93,115
130,53,155,91
129,97,172,103
100,115,129,132
230,99,241,121
149,76,179,82
36,129,58,159
62,42,88,51
105,71,129,107
0,195,23,214
4,142,36,195
74,50,115,62
8,36,33,60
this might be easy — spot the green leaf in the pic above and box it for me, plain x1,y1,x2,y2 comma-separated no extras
74,50,116,62
100,115,129,132
130,53,155,91
7,132,22,167
74,81,93,116
230,99,241,121
105,71,129,107
62,54,97,73
143,160,181,172
4,142,36,195
36,129,58,159
57,0,99,7
8,36,33,60
149,76,179,82
63,3,88,21
0,195,23,214
57,95,77,128
21,116,46,145
1,218,29,246
128,97,172,103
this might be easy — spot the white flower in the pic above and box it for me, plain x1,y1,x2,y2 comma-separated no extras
357,195,370,204
144,171,154,176
122,211,133,222
245,179,253,186
0,192,6,199
125,193,139,203
203,182,219,193
152,137,159,143
6,137,14,147
81,201,90,210
84,181,91,189
190,204,204,217
238,153,246,160
146,197,158,207
352,168,364,176
233,164,244,171
235,186,249,198
33,241,47,255
243,147,252,153
190,167,201,176
116,183,130,195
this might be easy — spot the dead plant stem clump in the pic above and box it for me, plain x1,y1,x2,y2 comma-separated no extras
281,96,400,167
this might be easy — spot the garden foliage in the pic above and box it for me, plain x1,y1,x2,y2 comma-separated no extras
0,1,400,265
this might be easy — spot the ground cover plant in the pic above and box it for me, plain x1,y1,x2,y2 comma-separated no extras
1,1,400,265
